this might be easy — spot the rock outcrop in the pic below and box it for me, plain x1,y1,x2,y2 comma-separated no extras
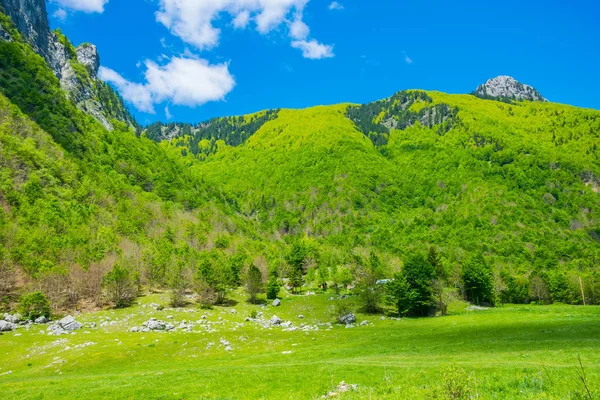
0,0,136,130
474,76,547,102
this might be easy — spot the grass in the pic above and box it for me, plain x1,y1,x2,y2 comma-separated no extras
1,292,599,399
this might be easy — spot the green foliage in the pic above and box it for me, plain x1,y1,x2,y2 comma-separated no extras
435,364,473,400
461,255,494,305
347,90,458,146
18,291,51,320
355,251,386,313
245,264,263,304
266,268,281,300
147,110,279,160
102,264,138,308
386,253,436,316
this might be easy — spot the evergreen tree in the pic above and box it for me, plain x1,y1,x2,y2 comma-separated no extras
245,264,264,304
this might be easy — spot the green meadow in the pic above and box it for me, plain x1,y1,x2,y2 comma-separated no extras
1,293,598,399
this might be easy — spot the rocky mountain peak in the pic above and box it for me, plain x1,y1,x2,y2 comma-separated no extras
474,76,547,102
76,43,100,78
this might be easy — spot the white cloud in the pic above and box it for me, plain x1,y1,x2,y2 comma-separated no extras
165,106,173,120
289,17,309,40
155,0,333,59
51,0,109,13
403,52,413,64
232,10,251,29
291,39,334,59
53,9,68,21
328,2,344,10
99,57,235,114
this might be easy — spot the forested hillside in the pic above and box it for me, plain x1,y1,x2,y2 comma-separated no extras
1,0,600,318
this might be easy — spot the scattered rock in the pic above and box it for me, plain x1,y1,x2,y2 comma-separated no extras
360,320,368,326
466,305,488,311
0,320,16,332
326,381,358,397
272,299,281,307
3,313,22,324
35,316,49,324
338,313,356,325
298,315,305,319
270,315,282,325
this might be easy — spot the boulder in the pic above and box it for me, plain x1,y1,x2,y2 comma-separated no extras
360,320,368,326
35,316,48,324
339,313,356,325
272,298,281,307
270,315,282,325
0,320,16,332
59,315,82,331
3,313,22,324
147,320,166,331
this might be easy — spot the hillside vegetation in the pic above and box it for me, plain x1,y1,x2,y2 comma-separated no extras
1,2,600,319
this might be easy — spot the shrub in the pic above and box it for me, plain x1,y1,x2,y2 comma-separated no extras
439,364,472,399
214,235,230,249
18,291,51,321
330,300,354,324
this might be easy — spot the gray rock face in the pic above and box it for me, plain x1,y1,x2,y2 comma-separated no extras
34,316,48,324
339,313,356,325
0,0,51,59
272,298,281,307
0,320,16,331
76,43,100,78
474,76,547,102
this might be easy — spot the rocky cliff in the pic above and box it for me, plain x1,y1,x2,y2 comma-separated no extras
0,0,136,129
474,75,547,102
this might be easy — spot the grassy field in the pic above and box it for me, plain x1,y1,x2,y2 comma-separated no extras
1,292,599,399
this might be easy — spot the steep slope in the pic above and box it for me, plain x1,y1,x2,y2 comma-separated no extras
0,2,262,311
0,0,136,129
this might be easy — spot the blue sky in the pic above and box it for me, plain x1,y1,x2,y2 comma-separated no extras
48,0,600,125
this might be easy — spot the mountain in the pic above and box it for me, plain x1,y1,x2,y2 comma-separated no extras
474,75,547,102
0,0,599,312
0,0,136,130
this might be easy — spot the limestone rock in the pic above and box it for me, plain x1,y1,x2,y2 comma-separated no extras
58,315,82,331
0,320,16,332
76,43,100,78
474,76,547,102
272,298,281,307
338,313,356,325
